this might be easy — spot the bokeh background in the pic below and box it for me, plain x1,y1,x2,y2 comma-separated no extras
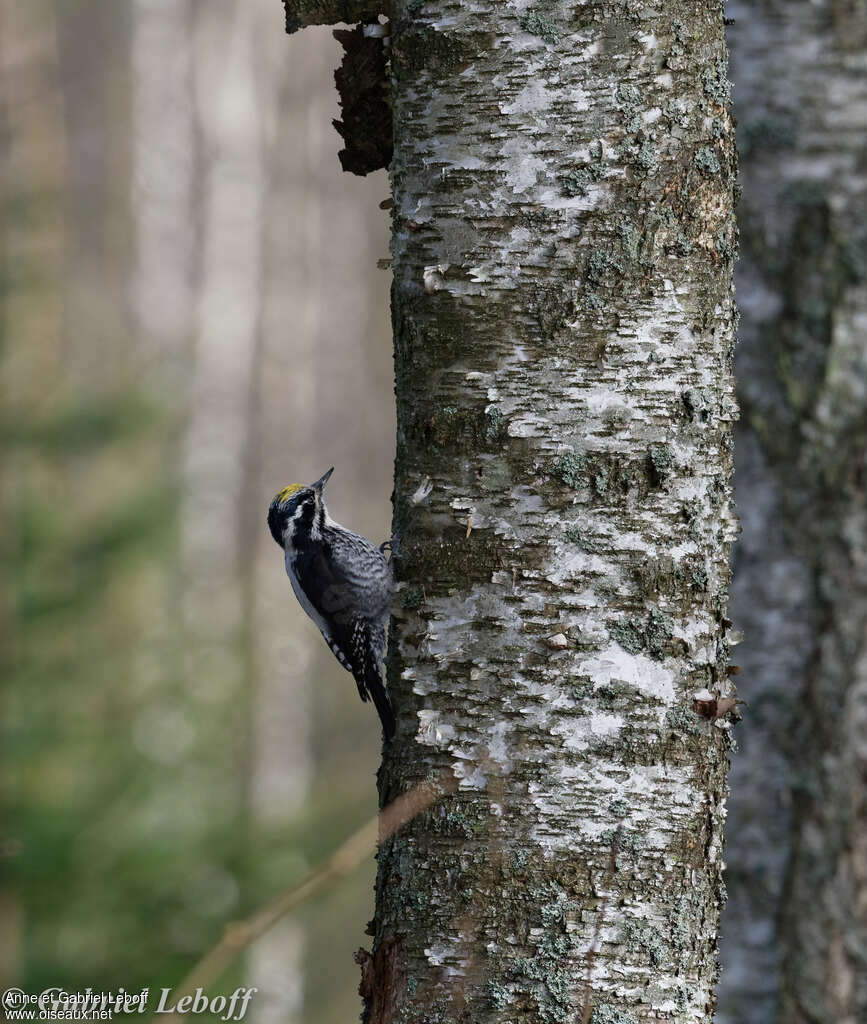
2,2,392,1021
3,2,866,1023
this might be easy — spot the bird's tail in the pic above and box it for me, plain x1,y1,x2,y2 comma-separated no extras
365,658,395,742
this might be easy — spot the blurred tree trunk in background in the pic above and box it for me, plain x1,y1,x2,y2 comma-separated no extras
175,2,309,1020
131,0,196,377
130,0,197,793
720,3,867,1022
331,2,739,1020
56,0,131,381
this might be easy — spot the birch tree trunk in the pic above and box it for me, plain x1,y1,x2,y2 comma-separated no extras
283,2,738,1021
720,3,867,1022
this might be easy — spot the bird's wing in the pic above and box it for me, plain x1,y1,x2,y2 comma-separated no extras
287,540,395,739
287,542,372,664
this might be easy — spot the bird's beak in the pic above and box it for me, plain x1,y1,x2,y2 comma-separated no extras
311,467,334,494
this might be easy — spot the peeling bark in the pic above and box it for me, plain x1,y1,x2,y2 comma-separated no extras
720,3,867,1022
357,936,408,1024
282,0,386,34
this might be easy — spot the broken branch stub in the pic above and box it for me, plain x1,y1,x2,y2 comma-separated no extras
332,23,393,175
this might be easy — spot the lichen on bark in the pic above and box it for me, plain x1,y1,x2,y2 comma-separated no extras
367,2,738,1022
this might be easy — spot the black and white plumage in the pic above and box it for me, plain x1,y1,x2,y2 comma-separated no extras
267,468,396,741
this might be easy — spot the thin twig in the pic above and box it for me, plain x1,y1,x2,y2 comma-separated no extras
151,772,456,1022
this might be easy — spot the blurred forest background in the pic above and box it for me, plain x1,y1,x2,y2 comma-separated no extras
2,1,866,1023
2,2,392,1021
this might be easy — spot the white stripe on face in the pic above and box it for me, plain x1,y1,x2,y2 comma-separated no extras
285,496,319,550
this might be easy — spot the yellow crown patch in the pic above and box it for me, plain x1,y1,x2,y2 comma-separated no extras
275,483,303,504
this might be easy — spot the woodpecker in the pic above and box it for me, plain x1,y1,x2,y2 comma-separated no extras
267,468,396,741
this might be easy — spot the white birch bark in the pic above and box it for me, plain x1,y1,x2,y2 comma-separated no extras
374,3,737,1021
